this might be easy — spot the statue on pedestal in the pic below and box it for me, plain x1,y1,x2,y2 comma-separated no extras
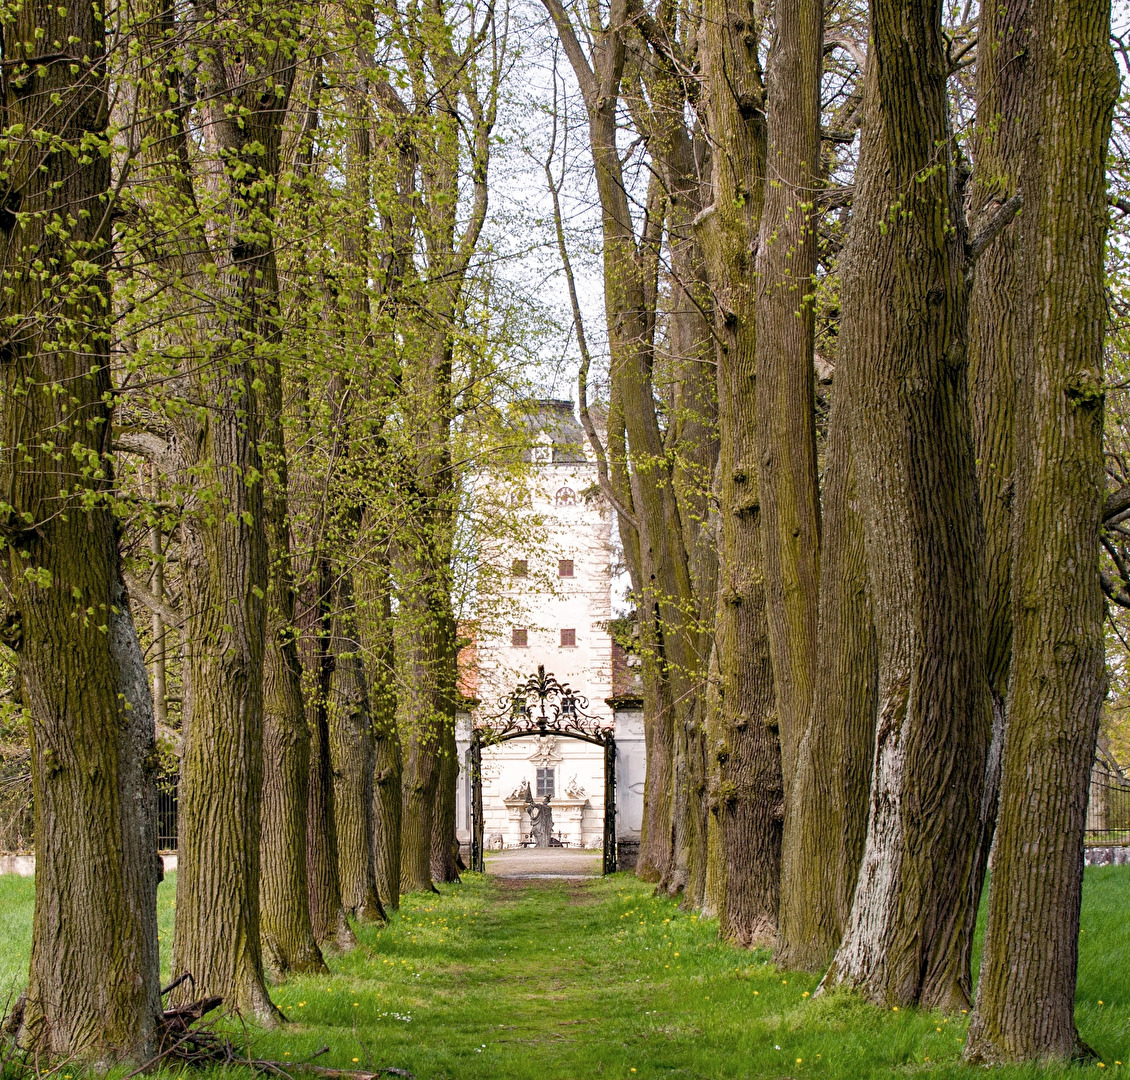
524,788,554,847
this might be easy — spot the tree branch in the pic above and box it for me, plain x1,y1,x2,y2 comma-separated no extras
543,60,639,531
124,574,185,629
1105,480,1130,522
540,0,597,104
966,192,1023,263
115,432,172,466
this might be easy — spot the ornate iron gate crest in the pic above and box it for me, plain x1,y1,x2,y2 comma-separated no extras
469,665,617,874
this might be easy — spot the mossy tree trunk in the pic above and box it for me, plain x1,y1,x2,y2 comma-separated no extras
959,0,1026,978
752,0,822,803
0,0,161,1059
777,384,877,971
298,554,357,952
329,571,386,923
358,555,403,910
965,0,1117,1062
826,0,991,1010
170,2,298,1023
258,200,327,980
696,0,782,946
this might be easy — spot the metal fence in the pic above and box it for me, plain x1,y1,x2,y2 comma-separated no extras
1085,765,1130,845
156,775,178,852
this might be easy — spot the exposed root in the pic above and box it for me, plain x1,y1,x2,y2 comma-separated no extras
0,975,413,1080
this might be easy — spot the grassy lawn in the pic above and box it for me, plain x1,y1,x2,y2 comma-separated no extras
0,865,1127,1078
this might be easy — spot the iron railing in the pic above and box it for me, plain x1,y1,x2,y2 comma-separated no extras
156,776,178,852
1085,765,1130,845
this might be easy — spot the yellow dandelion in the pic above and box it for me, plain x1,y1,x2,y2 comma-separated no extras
352,1058,359,1064
892,1006,899,1012
802,991,810,998
796,1059,802,1065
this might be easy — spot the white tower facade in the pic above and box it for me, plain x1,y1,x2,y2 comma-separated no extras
455,401,645,856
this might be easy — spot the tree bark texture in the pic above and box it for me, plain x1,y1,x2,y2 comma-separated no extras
430,716,462,882
966,0,1117,1062
827,0,992,1010
959,0,1027,980
0,0,161,1058
258,210,326,980
777,386,877,971
395,566,454,895
329,573,386,923
298,556,357,952
171,8,296,1022
357,557,403,910
752,0,823,796
696,0,782,946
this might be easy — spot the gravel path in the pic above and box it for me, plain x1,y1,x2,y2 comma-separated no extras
482,848,602,878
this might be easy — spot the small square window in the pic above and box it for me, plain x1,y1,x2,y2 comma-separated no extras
512,558,528,576
558,558,574,577
560,628,576,648
512,627,528,648
536,767,555,798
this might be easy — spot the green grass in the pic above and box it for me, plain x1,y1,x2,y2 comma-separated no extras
0,867,1128,1077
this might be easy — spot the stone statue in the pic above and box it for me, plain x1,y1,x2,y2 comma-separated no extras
524,789,554,847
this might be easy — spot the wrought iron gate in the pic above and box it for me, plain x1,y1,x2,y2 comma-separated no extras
469,665,617,874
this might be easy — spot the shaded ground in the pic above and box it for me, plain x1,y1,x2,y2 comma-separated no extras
1,868,1128,1078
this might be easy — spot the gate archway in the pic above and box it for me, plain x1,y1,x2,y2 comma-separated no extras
470,665,617,874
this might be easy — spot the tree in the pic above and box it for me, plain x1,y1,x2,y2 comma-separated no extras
751,0,822,810
776,26,876,976
826,0,992,1010
0,0,160,1058
694,0,782,946
543,0,715,901
137,0,300,1021
966,0,1118,1060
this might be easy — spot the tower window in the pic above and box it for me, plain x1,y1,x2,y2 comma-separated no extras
512,627,528,648
512,558,528,576
558,558,574,577
560,628,576,648
555,487,577,506
536,767,555,798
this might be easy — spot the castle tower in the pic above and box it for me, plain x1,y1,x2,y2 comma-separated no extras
455,401,644,860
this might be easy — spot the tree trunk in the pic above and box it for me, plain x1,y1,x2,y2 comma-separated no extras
777,386,877,971
959,0,1026,981
395,567,451,895
329,572,386,923
965,0,1117,1062
357,556,403,910
696,0,782,946
430,712,462,882
171,21,296,1020
826,0,991,1010
0,1,161,1060
258,220,326,979
299,556,357,952
752,0,823,798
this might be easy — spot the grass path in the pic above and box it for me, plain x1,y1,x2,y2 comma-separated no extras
1,867,1128,1077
